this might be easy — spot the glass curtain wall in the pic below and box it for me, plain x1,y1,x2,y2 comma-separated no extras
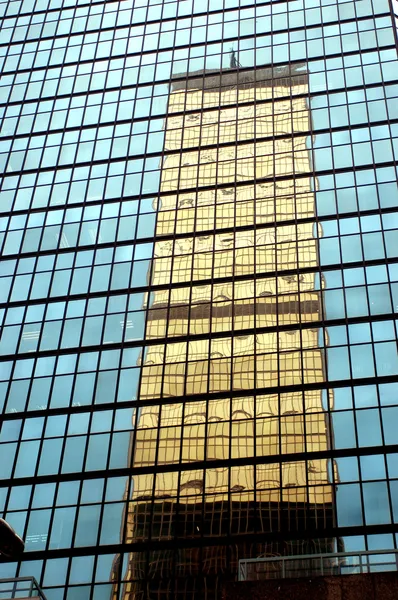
0,0,398,599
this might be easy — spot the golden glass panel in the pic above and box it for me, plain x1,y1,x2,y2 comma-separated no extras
256,417,280,457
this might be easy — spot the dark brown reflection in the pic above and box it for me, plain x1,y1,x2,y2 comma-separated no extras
122,61,336,599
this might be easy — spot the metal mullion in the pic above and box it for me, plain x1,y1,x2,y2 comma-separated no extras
67,311,97,411
95,190,115,251
10,299,30,367
139,37,178,556
2,216,398,301
47,101,75,196
292,62,312,534
3,340,397,421
226,27,239,549
0,340,396,406
6,33,24,74
3,253,42,415
327,155,355,399
22,421,55,553
371,200,397,341
357,59,398,469
270,37,284,543
9,110,398,172
106,199,128,258
332,97,365,525
34,306,67,414
4,36,396,102
60,525,74,600
0,523,396,562
145,407,162,548
227,75,238,561
45,185,72,255
4,79,397,141
268,46,284,520
310,66,334,484
7,164,398,245
352,29,386,405
57,305,85,370
87,294,115,408
252,10,258,538
3,138,398,204
0,63,391,126
199,30,216,561
44,468,75,571
76,428,98,550
2,10,391,77
26,256,67,359
0,444,14,531
7,388,35,497
42,453,69,556
64,3,84,80
174,393,187,588
96,444,116,551
305,31,332,434
29,99,52,146
383,442,396,542
174,72,196,567
73,207,97,257
387,0,398,50
3,0,295,33
1,296,398,370
356,456,373,546
50,92,398,152
363,86,398,361
316,259,335,534
183,17,205,564
0,270,397,336
116,406,141,599
6,438,398,495
111,299,130,410
5,98,24,144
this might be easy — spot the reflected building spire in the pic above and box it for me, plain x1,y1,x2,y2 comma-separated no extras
230,48,242,69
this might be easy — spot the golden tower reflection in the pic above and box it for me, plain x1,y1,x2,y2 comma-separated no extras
123,65,335,599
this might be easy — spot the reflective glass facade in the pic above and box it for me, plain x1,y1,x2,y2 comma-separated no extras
1,0,398,598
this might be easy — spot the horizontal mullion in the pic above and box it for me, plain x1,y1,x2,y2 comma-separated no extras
0,42,394,93
0,0,297,37
0,44,396,116
1,330,398,421
0,179,397,237
2,109,397,160
2,68,396,115
0,302,397,362
1,522,396,563
0,9,383,61
0,206,397,290
5,522,397,562
1,251,397,310
2,438,398,489
2,129,397,183
2,200,398,262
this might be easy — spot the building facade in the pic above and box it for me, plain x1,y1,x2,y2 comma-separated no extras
0,0,398,599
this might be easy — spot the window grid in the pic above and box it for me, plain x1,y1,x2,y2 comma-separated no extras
1,0,398,598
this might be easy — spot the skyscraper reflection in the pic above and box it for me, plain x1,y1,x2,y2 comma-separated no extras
123,63,336,598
